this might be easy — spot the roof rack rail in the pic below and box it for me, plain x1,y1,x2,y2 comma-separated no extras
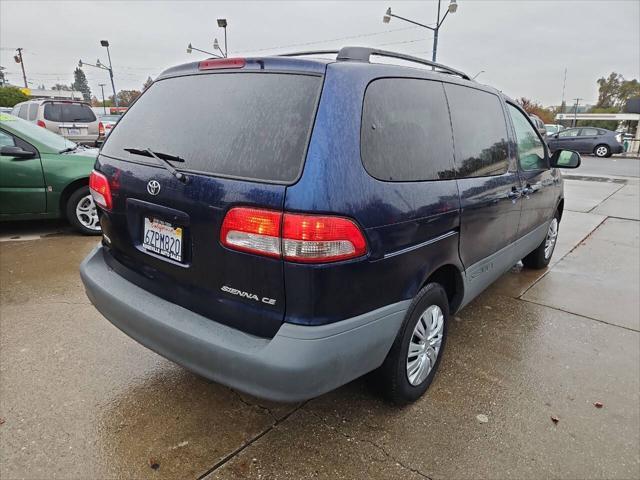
276,46,470,81
337,46,470,80
278,50,339,57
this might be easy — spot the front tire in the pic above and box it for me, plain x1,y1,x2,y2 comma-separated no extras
522,212,560,269
377,283,449,405
66,186,101,235
594,144,611,158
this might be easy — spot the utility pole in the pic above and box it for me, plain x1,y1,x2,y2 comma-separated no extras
98,83,107,114
14,48,27,88
561,68,567,113
572,97,582,128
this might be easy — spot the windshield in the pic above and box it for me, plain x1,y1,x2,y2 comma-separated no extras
545,125,559,134
101,72,323,183
44,102,96,123
0,113,77,152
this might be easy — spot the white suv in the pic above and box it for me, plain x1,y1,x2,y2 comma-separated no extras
11,100,99,146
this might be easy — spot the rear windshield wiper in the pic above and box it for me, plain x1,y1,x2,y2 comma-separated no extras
124,147,189,183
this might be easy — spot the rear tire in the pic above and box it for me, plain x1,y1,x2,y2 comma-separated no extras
594,144,611,158
66,186,102,235
522,211,560,269
377,283,449,405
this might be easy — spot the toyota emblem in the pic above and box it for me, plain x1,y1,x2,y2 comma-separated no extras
147,180,161,195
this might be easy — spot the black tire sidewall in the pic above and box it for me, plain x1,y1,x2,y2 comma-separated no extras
66,186,101,235
383,283,449,404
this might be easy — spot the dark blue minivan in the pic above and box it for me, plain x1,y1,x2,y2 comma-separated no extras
80,47,580,404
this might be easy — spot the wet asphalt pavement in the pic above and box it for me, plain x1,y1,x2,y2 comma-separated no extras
1,175,638,479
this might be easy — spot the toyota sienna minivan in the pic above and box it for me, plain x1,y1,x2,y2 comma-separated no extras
80,47,581,404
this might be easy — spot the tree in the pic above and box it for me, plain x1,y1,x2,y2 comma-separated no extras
0,86,29,107
516,97,554,124
52,83,71,91
143,76,153,91
113,89,141,107
71,67,91,101
596,72,640,109
0,69,6,87
577,106,619,131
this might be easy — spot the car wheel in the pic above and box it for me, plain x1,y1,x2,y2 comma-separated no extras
594,144,611,158
66,185,102,235
522,211,560,269
377,283,449,404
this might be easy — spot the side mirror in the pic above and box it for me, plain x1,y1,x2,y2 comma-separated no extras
0,145,36,159
550,149,581,169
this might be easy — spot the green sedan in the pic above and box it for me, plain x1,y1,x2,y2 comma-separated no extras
0,113,101,234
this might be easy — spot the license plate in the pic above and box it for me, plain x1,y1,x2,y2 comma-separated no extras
142,217,183,261
67,128,81,135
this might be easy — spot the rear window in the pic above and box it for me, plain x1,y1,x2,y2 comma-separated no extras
43,103,96,123
361,78,455,182
101,73,323,183
444,84,510,178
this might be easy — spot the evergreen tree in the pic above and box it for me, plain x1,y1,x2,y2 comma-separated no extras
72,67,92,101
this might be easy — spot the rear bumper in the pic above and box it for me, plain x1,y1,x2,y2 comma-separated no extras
80,246,409,402
613,144,624,154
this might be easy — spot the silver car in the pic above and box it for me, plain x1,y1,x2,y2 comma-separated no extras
11,100,99,146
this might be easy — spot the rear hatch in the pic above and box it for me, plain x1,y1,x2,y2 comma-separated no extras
43,101,97,137
96,61,324,337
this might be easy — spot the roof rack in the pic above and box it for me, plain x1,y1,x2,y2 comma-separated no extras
277,46,470,81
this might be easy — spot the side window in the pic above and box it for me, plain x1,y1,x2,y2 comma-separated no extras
28,103,38,121
507,104,547,171
558,129,579,138
18,104,29,119
0,130,16,148
581,128,598,136
361,78,455,181
444,84,510,178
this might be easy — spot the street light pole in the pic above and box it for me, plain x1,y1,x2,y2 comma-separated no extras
383,0,458,64
186,43,222,58
100,40,118,108
98,83,107,114
217,18,228,57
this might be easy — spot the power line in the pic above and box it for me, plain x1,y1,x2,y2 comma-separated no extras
236,25,422,54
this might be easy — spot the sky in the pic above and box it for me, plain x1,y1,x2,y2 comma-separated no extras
1,0,639,106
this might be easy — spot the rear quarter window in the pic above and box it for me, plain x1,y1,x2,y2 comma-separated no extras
101,73,323,184
361,78,455,181
444,84,510,178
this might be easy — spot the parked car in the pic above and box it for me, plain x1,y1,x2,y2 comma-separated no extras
11,99,100,146
529,113,547,137
0,113,101,234
80,47,580,404
544,123,565,136
97,114,121,144
546,127,624,157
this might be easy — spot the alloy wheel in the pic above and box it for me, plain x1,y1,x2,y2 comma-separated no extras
76,194,101,231
544,218,559,259
406,305,444,386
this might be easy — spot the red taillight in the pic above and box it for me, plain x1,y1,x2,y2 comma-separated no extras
37,120,46,128
220,207,367,263
282,213,367,263
98,122,105,136
220,207,282,258
89,170,112,210
199,58,246,70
